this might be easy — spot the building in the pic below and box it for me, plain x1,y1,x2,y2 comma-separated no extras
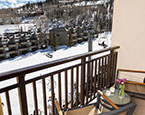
112,0,145,72
49,27,68,45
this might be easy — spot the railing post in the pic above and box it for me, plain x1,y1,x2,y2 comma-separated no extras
112,51,118,85
80,57,86,105
51,75,55,115
108,50,114,87
17,75,28,115
0,95,3,115
109,49,118,86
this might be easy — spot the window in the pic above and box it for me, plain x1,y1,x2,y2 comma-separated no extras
57,34,60,37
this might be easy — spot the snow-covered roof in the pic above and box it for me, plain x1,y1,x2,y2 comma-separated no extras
74,0,110,6
59,0,74,3
5,29,19,34
0,24,34,34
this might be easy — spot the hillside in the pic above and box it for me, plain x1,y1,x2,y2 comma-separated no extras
0,0,113,34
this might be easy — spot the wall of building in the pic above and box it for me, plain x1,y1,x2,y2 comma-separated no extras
0,33,48,61
49,29,68,46
112,0,145,71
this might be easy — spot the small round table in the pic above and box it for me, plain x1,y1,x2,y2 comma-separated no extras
103,89,131,106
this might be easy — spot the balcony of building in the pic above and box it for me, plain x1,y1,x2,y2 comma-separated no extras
0,46,119,115
1,0,145,114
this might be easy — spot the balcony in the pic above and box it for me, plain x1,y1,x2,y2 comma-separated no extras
0,46,119,115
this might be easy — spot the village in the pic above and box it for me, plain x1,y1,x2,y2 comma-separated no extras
0,0,113,61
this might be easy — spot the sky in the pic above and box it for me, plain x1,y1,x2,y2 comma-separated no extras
0,0,45,9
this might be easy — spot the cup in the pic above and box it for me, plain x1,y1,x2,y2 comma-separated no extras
110,87,115,93
106,90,111,96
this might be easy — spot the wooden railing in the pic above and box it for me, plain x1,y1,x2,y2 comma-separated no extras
117,69,145,75
0,46,119,115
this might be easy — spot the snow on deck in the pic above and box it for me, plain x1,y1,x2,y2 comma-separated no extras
0,32,111,115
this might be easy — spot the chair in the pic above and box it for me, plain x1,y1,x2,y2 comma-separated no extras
0,96,3,115
117,69,145,115
54,90,136,115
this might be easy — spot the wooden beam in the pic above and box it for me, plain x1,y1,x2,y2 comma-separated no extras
0,95,3,115
17,75,28,115
54,99,63,115
118,69,145,74
97,90,119,109
125,80,145,85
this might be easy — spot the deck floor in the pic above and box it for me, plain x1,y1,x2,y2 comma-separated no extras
125,83,145,115
131,97,145,115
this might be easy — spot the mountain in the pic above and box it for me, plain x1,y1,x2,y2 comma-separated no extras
0,0,45,9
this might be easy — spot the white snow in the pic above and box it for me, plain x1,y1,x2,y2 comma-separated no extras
0,32,111,115
45,20,65,33
74,0,110,6
21,17,39,24
0,24,34,34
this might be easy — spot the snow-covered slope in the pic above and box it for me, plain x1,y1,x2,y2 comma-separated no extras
0,32,111,73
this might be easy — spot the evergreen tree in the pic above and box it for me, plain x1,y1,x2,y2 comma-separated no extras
45,0,53,3
45,0,49,2
37,2,43,8
26,2,30,9
51,32,58,51
68,31,74,47
20,26,23,33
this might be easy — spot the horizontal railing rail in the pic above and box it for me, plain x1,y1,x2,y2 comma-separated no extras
0,46,119,115
117,69,145,74
117,69,145,85
0,46,119,80
117,68,145,79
